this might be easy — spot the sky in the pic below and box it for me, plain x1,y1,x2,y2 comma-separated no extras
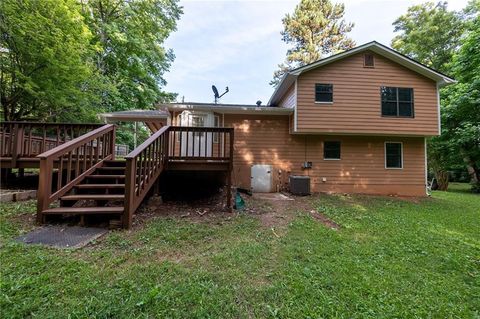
163,0,470,105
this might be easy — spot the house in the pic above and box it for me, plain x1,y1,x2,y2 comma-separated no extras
0,41,456,229
149,41,455,197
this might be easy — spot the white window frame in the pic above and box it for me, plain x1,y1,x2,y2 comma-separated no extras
385,141,404,169
315,83,334,104
323,141,341,160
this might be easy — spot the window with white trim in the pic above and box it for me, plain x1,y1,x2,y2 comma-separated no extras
324,141,341,160
385,142,403,169
315,84,333,103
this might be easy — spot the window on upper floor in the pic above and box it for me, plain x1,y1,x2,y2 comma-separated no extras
324,141,341,160
381,87,414,117
385,142,403,169
315,84,333,103
364,53,375,67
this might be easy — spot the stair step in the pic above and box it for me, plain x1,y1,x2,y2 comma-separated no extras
42,206,124,215
104,160,126,167
97,167,125,171
86,174,125,179
61,194,124,201
75,184,125,189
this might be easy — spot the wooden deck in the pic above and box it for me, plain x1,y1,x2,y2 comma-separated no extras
1,122,233,229
0,122,103,169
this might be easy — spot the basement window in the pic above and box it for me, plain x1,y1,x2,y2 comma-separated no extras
381,87,414,117
385,142,403,169
324,141,341,160
364,53,375,67
315,84,333,103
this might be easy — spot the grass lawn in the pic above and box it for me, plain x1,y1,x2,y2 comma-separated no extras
1,183,479,318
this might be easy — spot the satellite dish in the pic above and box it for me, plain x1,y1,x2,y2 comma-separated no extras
211,85,229,104
212,85,220,99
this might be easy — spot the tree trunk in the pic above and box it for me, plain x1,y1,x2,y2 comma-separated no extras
435,169,449,191
463,157,479,184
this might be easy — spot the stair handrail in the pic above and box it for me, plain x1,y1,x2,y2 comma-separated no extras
36,124,116,223
123,125,170,228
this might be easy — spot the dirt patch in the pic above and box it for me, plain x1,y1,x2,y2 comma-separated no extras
10,212,36,226
132,187,235,228
309,210,341,230
243,193,316,229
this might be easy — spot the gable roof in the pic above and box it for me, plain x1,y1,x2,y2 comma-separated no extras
268,41,456,106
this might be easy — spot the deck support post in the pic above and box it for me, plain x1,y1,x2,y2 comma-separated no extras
123,158,135,229
37,157,53,224
226,170,232,212
153,176,161,195
227,128,234,212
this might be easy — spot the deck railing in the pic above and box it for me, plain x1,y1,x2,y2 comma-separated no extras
124,126,169,228
167,126,234,162
0,121,102,166
36,124,116,222
123,126,234,228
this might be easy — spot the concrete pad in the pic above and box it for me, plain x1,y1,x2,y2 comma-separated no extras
252,193,294,201
16,226,108,249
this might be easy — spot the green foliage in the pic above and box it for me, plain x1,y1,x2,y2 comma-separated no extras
0,0,181,122
0,0,97,121
1,185,479,317
392,1,479,191
441,16,480,190
391,1,465,73
115,122,151,151
271,0,355,86
83,0,182,112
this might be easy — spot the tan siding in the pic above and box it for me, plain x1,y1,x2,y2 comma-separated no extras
279,83,296,108
296,51,439,135
225,114,426,196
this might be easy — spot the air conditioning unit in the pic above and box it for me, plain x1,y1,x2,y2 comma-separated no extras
289,175,311,196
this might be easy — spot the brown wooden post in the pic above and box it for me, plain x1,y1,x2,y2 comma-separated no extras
110,125,116,160
123,158,135,229
227,170,232,212
164,128,170,167
227,128,234,212
11,124,22,167
37,157,52,223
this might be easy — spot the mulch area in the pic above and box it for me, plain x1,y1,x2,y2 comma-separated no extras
132,189,342,231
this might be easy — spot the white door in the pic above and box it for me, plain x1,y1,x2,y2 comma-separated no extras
251,165,272,193
180,113,212,157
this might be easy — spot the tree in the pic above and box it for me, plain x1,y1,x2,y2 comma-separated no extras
81,0,182,112
391,1,465,73
441,16,480,191
271,0,355,86
0,0,97,121
392,1,479,191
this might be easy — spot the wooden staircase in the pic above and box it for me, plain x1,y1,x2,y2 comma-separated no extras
42,160,126,218
34,124,234,229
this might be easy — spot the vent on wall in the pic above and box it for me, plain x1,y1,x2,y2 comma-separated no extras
364,53,375,68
